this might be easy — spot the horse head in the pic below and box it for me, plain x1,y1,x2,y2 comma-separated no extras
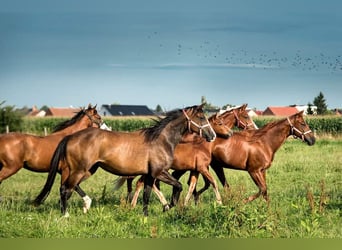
183,104,216,142
287,111,315,146
83,104,103,128
208,112,234,139
230,104,258,130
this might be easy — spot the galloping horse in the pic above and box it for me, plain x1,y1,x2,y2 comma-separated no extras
0,104,103,207
33,104,216,217
116,104,257,208
191,111,315,203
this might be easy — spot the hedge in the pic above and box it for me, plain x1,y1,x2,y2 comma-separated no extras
10,115,342,136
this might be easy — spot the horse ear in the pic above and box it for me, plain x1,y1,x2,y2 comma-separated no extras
241,103,248,110
87,103,92,109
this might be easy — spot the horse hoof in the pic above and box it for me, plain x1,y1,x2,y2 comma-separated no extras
63,212,70,218
163,204,170,212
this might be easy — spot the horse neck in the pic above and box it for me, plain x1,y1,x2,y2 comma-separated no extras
261,119,291,152
160,116,188,150
52,117,91,136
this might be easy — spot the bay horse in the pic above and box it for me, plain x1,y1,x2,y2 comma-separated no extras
0,104,103,208
33,104,216,217
191,111,315,204
115,104,257,208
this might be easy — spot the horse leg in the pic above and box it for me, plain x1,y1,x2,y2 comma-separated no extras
126,177,134,202
143,174,154,217
193,175,211,203
151,182,170,211
0,162,22,201
131,175,145,208
74,185,92,214
157,169,182,208
170,170,186,207
60,171,86,216
211,163,229,189
60,184,73,217
199,167,222,205
184,171,199,206
245,170,267,203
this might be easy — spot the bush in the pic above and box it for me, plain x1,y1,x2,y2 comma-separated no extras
0,102,24,133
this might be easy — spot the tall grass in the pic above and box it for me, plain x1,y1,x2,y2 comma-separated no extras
0,139,340,238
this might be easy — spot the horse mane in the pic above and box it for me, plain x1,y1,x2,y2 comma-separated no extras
52,109,85,132
141,108,184,142
239,117,286,141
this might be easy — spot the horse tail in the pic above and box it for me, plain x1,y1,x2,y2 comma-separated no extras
33,136,69,206
112,176,127,191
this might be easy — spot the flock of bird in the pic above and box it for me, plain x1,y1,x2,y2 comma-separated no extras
145,31,342,74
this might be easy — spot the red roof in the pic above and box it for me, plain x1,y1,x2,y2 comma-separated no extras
263,106,298,116
45,107,81,117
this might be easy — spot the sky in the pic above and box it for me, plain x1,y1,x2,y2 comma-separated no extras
1,0,341,111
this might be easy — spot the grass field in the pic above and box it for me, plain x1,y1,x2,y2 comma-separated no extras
0,138,341,238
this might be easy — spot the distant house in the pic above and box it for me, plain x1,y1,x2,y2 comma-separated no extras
334,109,342,115
45,107,81,117
26,106,46,117
263,106,298,116
291,105,317,115
100,104,155,116
247,109,263,117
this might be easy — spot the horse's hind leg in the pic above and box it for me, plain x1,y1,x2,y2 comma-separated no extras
74,185,92,214
245,170,268,203
60,172,86,216
60,184,73,217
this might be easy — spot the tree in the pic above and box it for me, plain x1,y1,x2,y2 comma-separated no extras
0,101,24,133
306,102,314,115
200,96,219,111
313,92,328,115
155,104,163,113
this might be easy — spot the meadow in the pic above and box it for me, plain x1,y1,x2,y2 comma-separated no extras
0,137,340,238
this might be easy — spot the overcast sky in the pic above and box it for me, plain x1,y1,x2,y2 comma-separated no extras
1,0,341,111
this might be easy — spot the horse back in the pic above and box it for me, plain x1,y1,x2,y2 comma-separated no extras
64,128,151,176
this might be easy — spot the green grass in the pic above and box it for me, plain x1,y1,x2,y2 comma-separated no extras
0,139,341,238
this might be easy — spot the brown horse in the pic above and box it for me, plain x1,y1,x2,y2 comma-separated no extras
115,104,257,208
0,104,103,207
33,104,216,217
192,111,315,203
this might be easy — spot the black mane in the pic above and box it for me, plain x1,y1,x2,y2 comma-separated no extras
52,109,85,132
141,108,183,142
141,105,200,142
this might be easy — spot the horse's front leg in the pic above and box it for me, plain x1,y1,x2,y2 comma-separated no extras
184,171,199,206
143,174,154,217
131,176,144,208
157,169,182,209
